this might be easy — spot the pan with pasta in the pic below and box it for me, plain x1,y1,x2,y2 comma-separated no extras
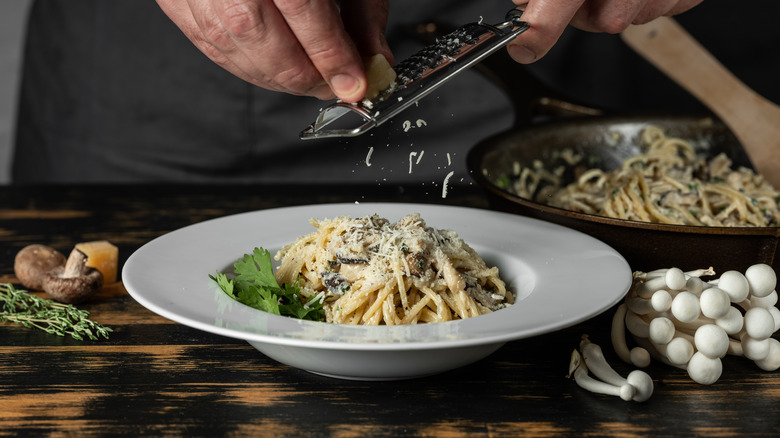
468,115,780,274
274,213,512,325
507,125,780,227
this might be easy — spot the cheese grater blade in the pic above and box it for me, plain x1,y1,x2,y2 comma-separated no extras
300,8,529,140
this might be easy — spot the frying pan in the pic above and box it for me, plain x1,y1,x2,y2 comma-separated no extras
467,113,779,274
462,29,779,274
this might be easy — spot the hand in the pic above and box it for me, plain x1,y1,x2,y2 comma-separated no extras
156,0,392,102
507,0,703,64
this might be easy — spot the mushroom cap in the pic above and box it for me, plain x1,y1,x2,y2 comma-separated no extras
665,267,687,290
694,324,729,359
740,334,770,361
626,370,654,402
754,338,780,372
750,290,778,309
717,270,750,303
13,244,67,291
744,307,776,340
714,306,744,335
684,276,705,295
648,317,675,345
650,290,672,312
665,337,695,365
699,287,731,319
671,291,700,323
745,264,777,298
43,265,103,304
687,352,722,385
629,347,651,368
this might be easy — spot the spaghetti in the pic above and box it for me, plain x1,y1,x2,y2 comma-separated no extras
505,125,780,227
274,213,511,325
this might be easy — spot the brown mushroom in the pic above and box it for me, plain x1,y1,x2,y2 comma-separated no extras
42,248,103,304
14,244,67,290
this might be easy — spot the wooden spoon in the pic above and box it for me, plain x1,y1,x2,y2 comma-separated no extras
621,17,780,188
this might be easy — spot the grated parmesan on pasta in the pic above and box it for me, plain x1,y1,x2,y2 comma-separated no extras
274,214,511,325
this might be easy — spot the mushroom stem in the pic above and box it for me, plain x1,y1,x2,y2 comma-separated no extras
687,267,716,278
636,276,668,299
612,304,651,367
579,335,654,402
612,304,632,363
63,249,88,278
569,349,632,400
580,335,627,386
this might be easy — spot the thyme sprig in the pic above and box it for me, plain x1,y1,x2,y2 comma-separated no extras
0,283,112,340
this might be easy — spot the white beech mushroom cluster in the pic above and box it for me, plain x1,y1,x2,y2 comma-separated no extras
613,264,780,385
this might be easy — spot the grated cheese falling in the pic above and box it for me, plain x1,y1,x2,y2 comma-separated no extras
408,150,426,174
365,147,374,167
442,171,455,198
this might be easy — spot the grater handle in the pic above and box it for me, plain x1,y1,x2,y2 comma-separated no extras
300,8,529,140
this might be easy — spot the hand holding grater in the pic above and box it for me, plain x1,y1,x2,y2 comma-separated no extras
300,8,529,140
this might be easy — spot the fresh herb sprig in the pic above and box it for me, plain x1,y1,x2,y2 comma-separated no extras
210,247,325,322
0,283,112,340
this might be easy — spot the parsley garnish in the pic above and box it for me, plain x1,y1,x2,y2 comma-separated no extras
210,247,325,322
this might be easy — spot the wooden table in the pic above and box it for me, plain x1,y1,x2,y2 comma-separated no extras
1,183,778,436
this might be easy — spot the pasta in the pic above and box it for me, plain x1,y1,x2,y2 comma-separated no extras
273,213,512,325
503,125,780,227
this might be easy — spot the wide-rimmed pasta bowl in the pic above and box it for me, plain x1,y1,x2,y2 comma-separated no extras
123,203,631,380
467,114,780,274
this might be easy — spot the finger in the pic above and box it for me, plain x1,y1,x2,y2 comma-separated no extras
274,0,368,102
665,0,704,16
632,0,704,24
631,0,681,25
203,0,336,98
338,0,393,64
507,0,586,64
567,0,647,33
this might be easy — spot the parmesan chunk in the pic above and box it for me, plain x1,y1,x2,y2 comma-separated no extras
74,240,119,284
364,54,397,100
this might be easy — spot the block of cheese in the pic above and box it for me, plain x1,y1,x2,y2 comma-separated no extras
75,240,119,284
364,54,397,100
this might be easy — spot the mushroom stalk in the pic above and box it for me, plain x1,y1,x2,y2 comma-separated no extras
611,303,651,367
578,335,654,402
63,248,88,278
569,350,631,400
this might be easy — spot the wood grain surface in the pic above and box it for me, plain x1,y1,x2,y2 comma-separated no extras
1,184,778,437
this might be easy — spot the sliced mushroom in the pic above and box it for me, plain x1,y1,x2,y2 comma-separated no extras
43,248,103,304
405,251,427,277
321,271,351,295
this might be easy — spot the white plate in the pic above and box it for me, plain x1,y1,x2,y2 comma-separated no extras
123,203,631,380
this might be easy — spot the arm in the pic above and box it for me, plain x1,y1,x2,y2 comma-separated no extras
507,0,703,63
156,0,391,102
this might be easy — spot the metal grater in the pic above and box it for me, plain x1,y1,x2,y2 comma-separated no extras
300,8,529,140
